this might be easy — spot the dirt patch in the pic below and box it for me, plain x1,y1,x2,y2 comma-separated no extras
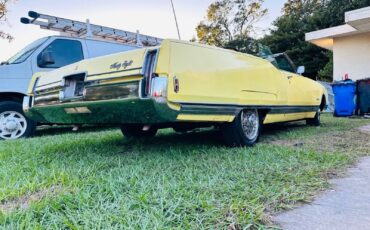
359,124,370,134
268,140,305,148
269,128,369,156
0,185,64,214
306,130,370,155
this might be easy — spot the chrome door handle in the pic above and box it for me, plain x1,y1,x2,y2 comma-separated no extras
287,76,293,79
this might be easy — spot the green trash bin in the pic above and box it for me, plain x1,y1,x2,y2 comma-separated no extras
357,78,370,115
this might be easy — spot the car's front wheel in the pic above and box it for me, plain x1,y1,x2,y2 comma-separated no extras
0,101,36,140
120,125,158,139
222,109,262,147
306,111,321,126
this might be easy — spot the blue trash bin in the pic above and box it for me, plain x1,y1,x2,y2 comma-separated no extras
332,81,357,117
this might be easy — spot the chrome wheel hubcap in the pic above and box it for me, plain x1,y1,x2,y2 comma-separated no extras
241,110,259,140
0,111,27,140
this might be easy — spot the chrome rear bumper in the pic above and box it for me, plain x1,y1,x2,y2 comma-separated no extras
24,80,178,124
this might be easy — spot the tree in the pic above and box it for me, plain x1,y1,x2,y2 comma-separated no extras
312,0,370,80
312,0,370,29
261,0,323,78
0,0,14,42
261,0,370,80
318,51,333,81
196,0,267,47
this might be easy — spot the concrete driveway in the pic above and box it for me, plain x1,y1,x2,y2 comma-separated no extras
275,157,370,230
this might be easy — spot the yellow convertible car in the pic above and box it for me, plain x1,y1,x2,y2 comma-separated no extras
24,39,327,146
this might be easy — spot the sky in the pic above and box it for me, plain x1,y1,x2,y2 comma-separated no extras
0,0,285,61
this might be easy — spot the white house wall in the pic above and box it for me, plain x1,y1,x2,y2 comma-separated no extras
333,31,370,81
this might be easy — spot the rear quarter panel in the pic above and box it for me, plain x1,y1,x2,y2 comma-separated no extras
159,40,288,106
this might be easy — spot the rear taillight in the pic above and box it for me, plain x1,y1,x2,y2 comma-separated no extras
150,76,168,98
143,50,158,97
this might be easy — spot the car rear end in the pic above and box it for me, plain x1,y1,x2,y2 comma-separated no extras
24,44,178,125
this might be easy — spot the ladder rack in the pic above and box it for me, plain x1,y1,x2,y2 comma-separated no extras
20,11,162,47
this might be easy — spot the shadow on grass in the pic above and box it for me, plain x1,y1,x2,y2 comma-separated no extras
35,125,115,137
36,122,306,148
33,117,339,165
133,129,224,147
149,122,308,147
262,121,307,136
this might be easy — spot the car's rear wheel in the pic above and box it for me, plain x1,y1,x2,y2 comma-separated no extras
0,101,36,140
120,125,158,138
222,109,262,147
306,111,321,126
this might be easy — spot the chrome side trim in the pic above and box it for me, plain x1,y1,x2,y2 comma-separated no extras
35,80,61,89
179,103,320,115
34,93,60,106
87,67,142,78
85,74,143,83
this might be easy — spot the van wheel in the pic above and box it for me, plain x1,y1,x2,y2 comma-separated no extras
0,101,36,140
222,109,262,147
306,111,321,126
120,125,158,138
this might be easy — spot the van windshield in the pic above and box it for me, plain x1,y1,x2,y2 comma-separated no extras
7,37,48,64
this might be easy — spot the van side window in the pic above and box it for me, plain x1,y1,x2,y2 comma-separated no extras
37,39,83,68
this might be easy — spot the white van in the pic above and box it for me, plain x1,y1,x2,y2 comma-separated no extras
0,11,162,140
0,36,142,140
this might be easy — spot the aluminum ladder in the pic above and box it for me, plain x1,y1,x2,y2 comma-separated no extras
20,11,162,47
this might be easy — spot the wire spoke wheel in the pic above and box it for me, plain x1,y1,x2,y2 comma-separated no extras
241,110,259,140
0,111,28,140
222,109,262,147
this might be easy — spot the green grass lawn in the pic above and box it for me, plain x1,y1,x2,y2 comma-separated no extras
0,115,369,229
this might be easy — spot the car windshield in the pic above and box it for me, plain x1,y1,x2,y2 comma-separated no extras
224,38,279,67
255,44,279,67
274,54,296,73
7,37,48,64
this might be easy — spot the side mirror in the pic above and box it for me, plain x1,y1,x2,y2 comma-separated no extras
296,66,305,75
38,51,55,67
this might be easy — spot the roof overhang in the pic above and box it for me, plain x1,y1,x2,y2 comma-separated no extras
306,6,370,50
346,6,370,30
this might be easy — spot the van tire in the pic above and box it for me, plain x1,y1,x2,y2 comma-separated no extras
121,125,158,138
222,109,262,147
0,101,36,140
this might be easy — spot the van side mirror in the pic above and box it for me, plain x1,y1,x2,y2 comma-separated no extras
296,66,305,75
38,51,55,67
